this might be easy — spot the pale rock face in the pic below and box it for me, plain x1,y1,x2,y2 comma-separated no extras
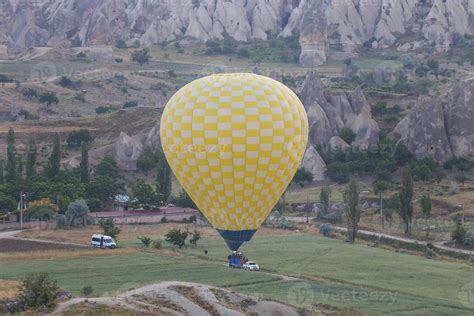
299,72,380,147
301,145,326,181
393,81,474,161
114,132,143,171
1,0,473,64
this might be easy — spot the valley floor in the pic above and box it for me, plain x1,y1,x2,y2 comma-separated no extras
1,223,473,315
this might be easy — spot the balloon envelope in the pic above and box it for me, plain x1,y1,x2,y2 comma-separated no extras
160,73,308,250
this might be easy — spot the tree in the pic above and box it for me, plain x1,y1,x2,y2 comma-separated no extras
86,176,124,201
137,236,152,247
115,39,127,49
39,92,59,107
96,156,120,179
123,100,138,108
130,179,162,209
131,48,150,65
80,142,89,183
293,167,313,187
156,149,172,202
394,143,413,165
173,190,197,209
46,135,61,179
339,128,356,145
319,186,331,217
0,192,16,214
17,272,59,310
65,199,90,227
397,169,414,234
343,178,361,243
452,222,466,244
189,230,201,246
420,194,431,218
6,127,17,183
67,129,93,147
326,162,350,184
137,145,158,173
373,180,391,228
165,229,188,248
0,160,4,184
17,155,23,180
26,139,37,179
98,218,121,239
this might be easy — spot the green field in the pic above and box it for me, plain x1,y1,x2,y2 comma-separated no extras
1,233,473,315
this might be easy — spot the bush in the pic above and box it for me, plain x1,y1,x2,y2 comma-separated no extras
123,100,138,108
293,167,313,187
80,286,93,296
115,39,127,49
189,230,201,246
131,48,150,65
161,216,168,223
22,88,38,98
138,236,152,247
153,240,162,249
165,229,188,248
17,272,59,310
338,128,356,144
67,129,93,147
452,223,466,244
26,205,56,221
319,223,333,237
237,48,250,58
58,76,75,88
39,92,59,106
96,106,112,114
98,218,121,239
320,210,343,224
326,163,350,184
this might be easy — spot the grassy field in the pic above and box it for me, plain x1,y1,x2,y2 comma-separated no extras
2,225,474,315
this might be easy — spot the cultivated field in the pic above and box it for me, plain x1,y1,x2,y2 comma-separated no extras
1,223,473,315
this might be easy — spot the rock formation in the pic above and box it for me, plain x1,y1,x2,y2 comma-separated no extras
1,0,472,65
392,81,474,161
299,72,380,147
301,145,326,181
114,132,143,171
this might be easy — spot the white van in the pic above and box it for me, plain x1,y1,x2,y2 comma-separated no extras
91,234,117,249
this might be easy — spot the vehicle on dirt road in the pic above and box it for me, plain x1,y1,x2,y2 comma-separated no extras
91,234,117,249
243,261,260,271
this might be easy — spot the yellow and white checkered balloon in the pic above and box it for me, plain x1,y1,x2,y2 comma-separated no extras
160,73,308,250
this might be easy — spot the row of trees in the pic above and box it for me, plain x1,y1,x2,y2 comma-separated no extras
0,128,174,215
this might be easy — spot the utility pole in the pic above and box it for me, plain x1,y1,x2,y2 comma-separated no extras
20,192,26,229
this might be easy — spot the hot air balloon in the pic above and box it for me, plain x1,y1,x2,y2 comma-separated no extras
160,73,308,251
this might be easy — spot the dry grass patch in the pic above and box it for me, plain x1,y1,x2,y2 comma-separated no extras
0,279,19,300
0,248,139,261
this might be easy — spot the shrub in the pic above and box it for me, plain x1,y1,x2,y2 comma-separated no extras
320,210,343,224
39,92,59,106
293,167,313,187
0,74,14,83
17,109,39,120
452,223,466,244
138,236,152,247
123,100,138,108
153,240,162,249
22,88,38,99
58,76,74,88
115,58,123,63
237,48,250,58
76,52,87,58
17,272,59,310
74,92,86,102
319,223,333,237
326,163,350,183
189,230,201,246
98,218,121,239
26,205,56,221
95,106,112,114
131,48,150,65
67,129,93,147
338,128,356,144
115,39,127,49
165,229,188,248
161,216,168,223
80,286,93,296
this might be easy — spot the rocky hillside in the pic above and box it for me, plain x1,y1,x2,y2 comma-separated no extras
391,80,474,162
1,0,473,65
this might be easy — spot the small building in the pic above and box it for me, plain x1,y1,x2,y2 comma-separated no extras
104,194,130,212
